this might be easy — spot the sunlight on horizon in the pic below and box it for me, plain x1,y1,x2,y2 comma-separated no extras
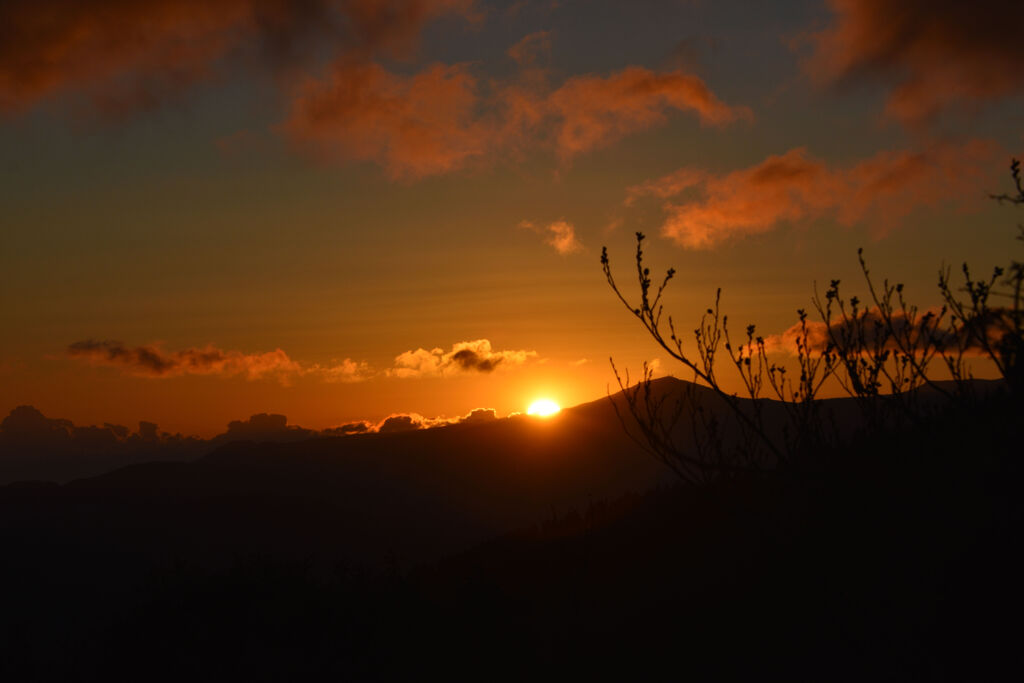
527,399,561,417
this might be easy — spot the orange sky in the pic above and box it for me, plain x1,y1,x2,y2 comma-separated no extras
1,0,1021,436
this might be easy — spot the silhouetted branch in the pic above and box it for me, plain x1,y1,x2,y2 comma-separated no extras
604,158,1024,483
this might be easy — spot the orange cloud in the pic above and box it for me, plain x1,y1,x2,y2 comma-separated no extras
66,340,370,384
546,67,751,161
519,219,583,254
284,58,749,179
389,339,537,378
808,0,1024,124
0,0,476,115
283,61,492,180
627,141,999,249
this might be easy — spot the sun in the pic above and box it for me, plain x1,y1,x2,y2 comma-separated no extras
527,398,561,417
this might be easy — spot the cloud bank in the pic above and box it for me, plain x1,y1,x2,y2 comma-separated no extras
66,340,370,384
68,338,535,383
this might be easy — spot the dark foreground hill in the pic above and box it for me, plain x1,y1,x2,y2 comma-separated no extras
1,380,1021,680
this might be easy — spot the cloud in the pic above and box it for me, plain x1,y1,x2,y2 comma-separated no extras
0,405,207,477
283,60,492,180
544,220,583,254
342,0,480,57
519,219,583,254
0,405,75,449
545,67,751,161
283,59,749,179
760,307,1014,359
322,420,374,436
370,406,498,433
308,357,374,383
215,412,314,443
0,0,251,114
2,2,745,176
0,0,477,115
807,0,1024,124
626,141,999,249
507,30,552,65
458,407,498,425
389,339,537,378
625,167,706,206
66,339,371,384
377,414,425,433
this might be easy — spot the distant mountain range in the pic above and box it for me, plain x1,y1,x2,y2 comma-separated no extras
0,381,689,567
0,386,648,485
1,376,1007,566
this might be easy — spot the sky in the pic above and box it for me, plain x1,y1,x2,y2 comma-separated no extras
1,0,1022,437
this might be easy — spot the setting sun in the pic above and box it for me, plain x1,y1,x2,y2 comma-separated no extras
527,399,561,417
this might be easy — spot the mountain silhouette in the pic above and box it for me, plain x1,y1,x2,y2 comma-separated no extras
1,376,1020,681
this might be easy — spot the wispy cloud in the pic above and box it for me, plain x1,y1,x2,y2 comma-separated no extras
627,141,999,248
544,66,751,161
66,340,370,384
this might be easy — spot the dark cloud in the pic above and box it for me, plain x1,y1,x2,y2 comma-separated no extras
371,406,500,432
0,401,511,483
0,405,74,449
458,408,498,425
0,0,477,115
0,405,207,483
808,0,1024,123
377,414,424,433
322,421,374,435
215,413,315,443
451,348,501,372
138,421,161,442
507,30,551,66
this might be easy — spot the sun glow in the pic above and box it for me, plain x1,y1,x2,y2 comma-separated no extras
527,399,561,417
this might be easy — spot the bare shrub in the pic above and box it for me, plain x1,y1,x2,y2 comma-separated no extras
603,159,1024,484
